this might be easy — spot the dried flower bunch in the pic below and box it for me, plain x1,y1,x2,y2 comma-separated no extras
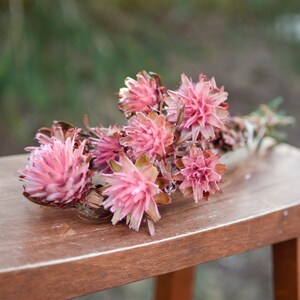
19,71,293,235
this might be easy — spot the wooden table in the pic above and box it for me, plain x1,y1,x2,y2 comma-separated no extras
0,144,300,300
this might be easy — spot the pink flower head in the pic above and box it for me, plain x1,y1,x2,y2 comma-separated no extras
101,154,161,232
166,73,229,140
120,112,174,161
118,71,164,116
34,121,82,146
176,147,226,202
19,137,91,207
89,126,122,173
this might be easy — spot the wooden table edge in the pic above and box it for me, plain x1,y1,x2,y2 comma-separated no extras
1,203,299,299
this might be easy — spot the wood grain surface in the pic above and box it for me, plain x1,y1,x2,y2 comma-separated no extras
273,238,300,299
155,266,195,300
0,144,300,299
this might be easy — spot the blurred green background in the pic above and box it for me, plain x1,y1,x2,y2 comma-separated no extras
1,0,299,299
1,0,299,156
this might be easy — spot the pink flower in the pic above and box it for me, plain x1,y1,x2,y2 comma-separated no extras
35,122,82,146
89,126,122,173
19,137,91,207
166,73,229,140
101,154,161,232
176,147,226,202
120,112,174,161
119,71,163,116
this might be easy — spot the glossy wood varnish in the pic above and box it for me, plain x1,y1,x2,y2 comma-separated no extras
0,144,300,299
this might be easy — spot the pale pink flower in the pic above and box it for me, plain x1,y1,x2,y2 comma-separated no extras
166,73,229,140
89,126,122,173
101,154,161,232
120,112,174,161
35,122,82,146
19,137,91,207
176,147,226,202
119,71,163,116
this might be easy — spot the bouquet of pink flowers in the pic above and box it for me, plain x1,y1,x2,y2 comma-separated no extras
19,71,293,235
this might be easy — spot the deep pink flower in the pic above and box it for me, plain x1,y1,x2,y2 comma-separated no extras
118,71,163,116
19,137,91,207
120,112,174,161
89,126,122,173
101,154,161,232
166,73,229,140
176,147,226,202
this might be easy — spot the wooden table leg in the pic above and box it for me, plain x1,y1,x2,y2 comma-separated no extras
154,266,195,300
273,238,300,300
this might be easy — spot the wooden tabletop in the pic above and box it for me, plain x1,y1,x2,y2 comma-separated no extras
1,144,300,299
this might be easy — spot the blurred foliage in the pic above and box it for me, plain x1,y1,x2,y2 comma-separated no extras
0,0,300,154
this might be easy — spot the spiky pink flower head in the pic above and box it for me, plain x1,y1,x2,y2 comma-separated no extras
118,71,164,116
101,154,162,232
175,147,226,202
166,73,229,141
120,112,174,161
89,126,122,173
19,137,92,207
34,121,82,146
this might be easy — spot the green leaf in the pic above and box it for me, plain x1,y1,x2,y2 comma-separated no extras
267,97,283,110
135,155,150,169
109,160,122,172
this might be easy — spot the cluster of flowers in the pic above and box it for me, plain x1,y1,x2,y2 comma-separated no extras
19,71,292,235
